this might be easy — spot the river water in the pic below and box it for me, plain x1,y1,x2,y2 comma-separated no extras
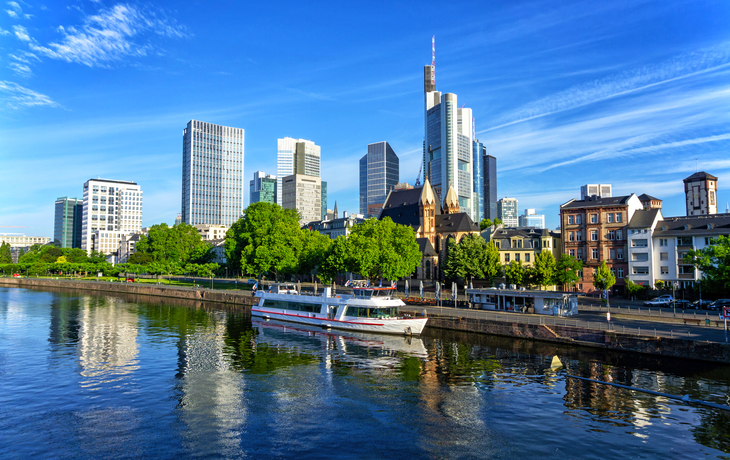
2,287,730,459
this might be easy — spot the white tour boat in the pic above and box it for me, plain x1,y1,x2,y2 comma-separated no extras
252,283,428,336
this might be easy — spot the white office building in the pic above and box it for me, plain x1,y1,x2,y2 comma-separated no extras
580,184,612,200
519,209,545,229
276,137,320,206
81,179,143,255
497,197,519,227
182,120,245,227
282,174,321,226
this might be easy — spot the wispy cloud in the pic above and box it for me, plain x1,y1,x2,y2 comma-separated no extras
12,24,31,41
482,41,730,133
29,3,188,67
8,62,32,77
6,9,17,17
0,81,60,109
0,27,10,35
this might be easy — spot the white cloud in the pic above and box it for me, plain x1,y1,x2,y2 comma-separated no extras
0,27,10,35
0,81,60,109
9,62,32,77
6,1,21,10
12,24,30,41
6,9,17,17
30,3,188,67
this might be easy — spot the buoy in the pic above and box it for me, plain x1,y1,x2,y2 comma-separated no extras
550,355,563,371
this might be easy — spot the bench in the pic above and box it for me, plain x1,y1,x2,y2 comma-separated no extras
683,318,702,325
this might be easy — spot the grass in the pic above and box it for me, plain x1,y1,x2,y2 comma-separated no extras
4,274,253,292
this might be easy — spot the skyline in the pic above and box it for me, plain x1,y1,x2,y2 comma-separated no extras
1,0,729,237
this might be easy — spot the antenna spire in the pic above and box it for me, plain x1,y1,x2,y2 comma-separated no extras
431,36,435,88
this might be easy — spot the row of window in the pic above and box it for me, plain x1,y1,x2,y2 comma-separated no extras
568,229,624,242
566,212,623,225
568,247,625,260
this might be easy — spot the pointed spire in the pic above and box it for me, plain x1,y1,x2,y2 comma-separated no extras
420,176,435,206
444,186,459,214
333,201,338,219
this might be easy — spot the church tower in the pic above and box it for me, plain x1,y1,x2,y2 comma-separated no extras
684,172,718,216
419,177,437,244
443,186,459,214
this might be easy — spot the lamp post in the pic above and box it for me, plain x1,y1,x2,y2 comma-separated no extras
672,281,678,317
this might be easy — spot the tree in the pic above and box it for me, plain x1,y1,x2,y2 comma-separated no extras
346,217,421,281
319,236,350,284
685,235,730,297
532,250,557,290
479,219,493,231
593,261,616,293
625,277,645,300
555,254,583,291
494,218,503,225
297,229,333,279
655,280,665,290
136,223,211,266
0,242,12,264
62,248,90,263
127,252,154,265
225,202,303,280
483,241,502,285
503,260,524,286
442,234,491,285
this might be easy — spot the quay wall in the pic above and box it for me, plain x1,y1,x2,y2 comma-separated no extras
0,277,256,306
425,315,730,364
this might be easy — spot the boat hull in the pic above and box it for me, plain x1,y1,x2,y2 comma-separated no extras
251,307,428,336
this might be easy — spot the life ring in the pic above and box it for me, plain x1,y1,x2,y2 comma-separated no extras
336,295,340,298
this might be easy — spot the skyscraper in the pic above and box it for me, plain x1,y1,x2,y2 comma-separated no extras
282,174,321,226
250,171,277,205
54,197,83,248
519,209,546,229
182,120,245,226
497,197,518,227
483,153,497,220
276,137,320,206
423,41,474,218
321,181,327,220
472,140,484,222
81,179,142,255
360,141,399,217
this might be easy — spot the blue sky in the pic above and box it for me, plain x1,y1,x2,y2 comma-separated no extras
1,0,729,237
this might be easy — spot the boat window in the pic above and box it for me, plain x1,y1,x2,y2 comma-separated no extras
345,306,398,318
263,299,321,313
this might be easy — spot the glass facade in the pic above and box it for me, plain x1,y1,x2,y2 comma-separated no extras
321,181,327,220
359,142,399,217
277,138,320,206
53,197,82,248
182,120,244,226
483,154,497,220
81,179,142,254
472,141,484,222
498,198,518,227
250,171,277,205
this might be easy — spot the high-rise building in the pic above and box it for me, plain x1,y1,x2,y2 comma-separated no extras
683,171,718,216
81,179,142,254
282,174,321,226
519,209,545,229
182,120,245,226
497,197,519,227
423,43,475,219
580,184,612,200
250,171,277,205
276,137,320,206
54,197,83,248
483,153,497,221
360,141,399,218
472,140,484,222
321,181,327,220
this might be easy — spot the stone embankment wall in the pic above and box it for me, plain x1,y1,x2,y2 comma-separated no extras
427,315,730,364
0,277,256,306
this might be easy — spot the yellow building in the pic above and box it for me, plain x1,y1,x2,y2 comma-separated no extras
482,226,562,266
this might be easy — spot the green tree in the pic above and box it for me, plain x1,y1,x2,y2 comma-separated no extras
136,223,211,266
225,202,302,280
346,217,421,282
442,234,489,285
319,236,350,284
504,260,524,286
0,242,12,264
483,241,502,285
479,218,493,231
685,235,730,296
593,260,616,293
39,247,63,263
127,252,154,265
555,254,583,291
532,250,557,290
655,280,665,290
62,248,90,263
494,218,503,225
297,229,333,279
625,277,645,300
88,251,107,264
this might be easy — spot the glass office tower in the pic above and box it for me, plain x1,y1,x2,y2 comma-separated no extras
182,120,245,226
54,197,83,248
359,142,399,217
250,171,277,205
483,153,497,221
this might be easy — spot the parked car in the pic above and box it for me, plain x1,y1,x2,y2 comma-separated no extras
644,295,673,307
673,299,690,309
708,299,730,311
691,299,714,310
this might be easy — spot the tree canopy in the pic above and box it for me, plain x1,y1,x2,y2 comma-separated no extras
593,260,616,292
555,254,583,290
504,260,524,286
685,235,730,296
345,217,421,281
136,223,212,266
532,250,557,289
479,219,493,231
442,234,501,285
0,242,11,264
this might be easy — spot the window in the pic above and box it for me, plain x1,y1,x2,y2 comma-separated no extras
610,249,615,259
525,253,530,262
632,253,648,262
505,253,510,262
577,248,584,260
569,232,575,242
608,230,615,240
616,213,622,223
660,252,668,261
590,214,597,223
705,237,715,245
633,267,649,275
661,266,669,274
607,214,614,223
568,215,574,225
617,268,624,278
679,265,695,275
592,248,599,259
591,230,598,241
515,253,521,262
659,238,668,246
632,239,648,247
578,271,583,280
617,230,622,240
569,249,575,257
677,237,692,246
576,215,582,224
617,248,623,259
576,231,583,241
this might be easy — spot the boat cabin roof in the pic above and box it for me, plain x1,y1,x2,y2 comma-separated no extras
351,287,395,298
268,283,298,294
